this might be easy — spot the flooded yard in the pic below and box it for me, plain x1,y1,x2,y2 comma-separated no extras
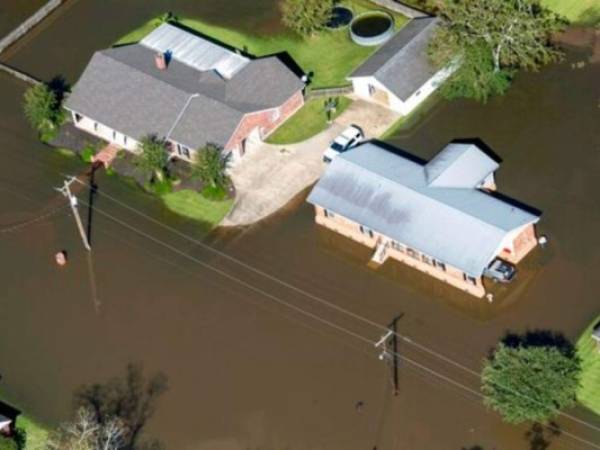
0,2,599,449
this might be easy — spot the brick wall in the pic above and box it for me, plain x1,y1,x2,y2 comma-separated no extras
314,206,486,297
225,90,304,152
501,223,538,264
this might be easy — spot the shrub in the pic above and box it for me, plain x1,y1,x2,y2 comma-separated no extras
192,143,230,192
281,0,334,36
23,83,63,137
0,436,18,450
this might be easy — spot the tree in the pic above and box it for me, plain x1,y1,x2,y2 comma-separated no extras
0,437,18,450
45,408,127,450
23,83,61,134
429,0,567,101
281,0,334,36
75,364,167,450
192,143,229,195
482,342,581,424
138,136,169,183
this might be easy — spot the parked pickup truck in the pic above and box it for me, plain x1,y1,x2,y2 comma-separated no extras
483,259,516,283
322,125,364,163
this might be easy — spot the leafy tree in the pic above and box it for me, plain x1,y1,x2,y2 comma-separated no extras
0,436,18,450
138,136,169,183
193,143,229,195
23,83,61,134
45,408,126,450
430,0,567,101
482,342,581,424
281,0,334,36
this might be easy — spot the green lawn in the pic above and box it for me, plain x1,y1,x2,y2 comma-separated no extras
161,189,233,226
541,0,600,23
115,1,408,88
0,395,49,450
266,96,353,144
576,316,600,415
17,415,49,450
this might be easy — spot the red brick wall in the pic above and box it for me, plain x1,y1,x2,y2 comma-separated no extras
225,90,304,151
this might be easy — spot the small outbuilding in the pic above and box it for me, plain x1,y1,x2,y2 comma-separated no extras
347,16,455,116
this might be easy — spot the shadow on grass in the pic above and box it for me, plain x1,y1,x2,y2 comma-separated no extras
74,363,168,450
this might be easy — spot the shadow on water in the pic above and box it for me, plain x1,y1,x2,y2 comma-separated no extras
74,363,168,450
525,422,561,450
501,329,576,357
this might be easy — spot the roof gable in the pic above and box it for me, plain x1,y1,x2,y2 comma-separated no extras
425,143,499,188
307,143,539,276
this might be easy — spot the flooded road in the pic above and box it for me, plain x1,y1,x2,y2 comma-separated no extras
0,2,599,449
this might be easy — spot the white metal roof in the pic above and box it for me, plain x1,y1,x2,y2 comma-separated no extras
141,23,249,79
307,142,540,276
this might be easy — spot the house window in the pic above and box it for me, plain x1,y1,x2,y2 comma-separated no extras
112,131,117,141
359,225,374,238
433,260,446,272
421,254,433,265
93,122,98,131
415,89,422,97
74,113,82,123
463,273,478,285
368,84,376,96
391,241,405,252
123,135,128,145
406,248,419,259
323,209,335,219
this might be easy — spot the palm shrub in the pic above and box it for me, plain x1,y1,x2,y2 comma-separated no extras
193,143,230,199
23,83,63,138
138,135,169,183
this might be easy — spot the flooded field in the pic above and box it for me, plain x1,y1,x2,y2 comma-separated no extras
0,2,599,449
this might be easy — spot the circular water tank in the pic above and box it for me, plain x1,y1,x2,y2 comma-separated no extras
350,11,394,46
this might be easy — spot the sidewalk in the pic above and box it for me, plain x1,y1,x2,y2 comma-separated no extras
222,99,399,227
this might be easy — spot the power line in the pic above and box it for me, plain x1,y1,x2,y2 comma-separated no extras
78,198,600,450
72,177,481,377
72,177,600,438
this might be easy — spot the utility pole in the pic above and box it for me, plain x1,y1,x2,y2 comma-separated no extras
56,176,91,251
375,316,401,396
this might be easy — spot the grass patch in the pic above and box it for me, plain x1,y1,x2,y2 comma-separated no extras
266,96,352,144
17,415,49,450
55,148,76,157
0,396,49,450
115,0,408,88
576,316,600,415
161,189,233,226
541,0,600,24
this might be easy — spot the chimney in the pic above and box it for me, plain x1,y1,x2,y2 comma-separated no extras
155,52,167,70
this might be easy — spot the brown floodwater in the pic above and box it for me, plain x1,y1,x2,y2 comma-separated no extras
1,2,599,449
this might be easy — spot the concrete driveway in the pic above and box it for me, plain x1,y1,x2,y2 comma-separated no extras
222,99,400,227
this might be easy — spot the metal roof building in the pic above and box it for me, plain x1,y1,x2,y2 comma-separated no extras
307,142,540,276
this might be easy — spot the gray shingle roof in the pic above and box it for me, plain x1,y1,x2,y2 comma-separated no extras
65,25,304,149
307,142,539,276
349,17,439,101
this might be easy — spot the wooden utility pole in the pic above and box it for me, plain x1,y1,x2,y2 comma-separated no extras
56,176,91,251
375,316,401,396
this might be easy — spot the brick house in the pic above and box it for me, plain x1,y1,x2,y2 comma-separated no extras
307,142,540,298
64,23,305,162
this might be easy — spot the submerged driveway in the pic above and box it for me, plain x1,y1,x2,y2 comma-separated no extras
222,99,400,227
